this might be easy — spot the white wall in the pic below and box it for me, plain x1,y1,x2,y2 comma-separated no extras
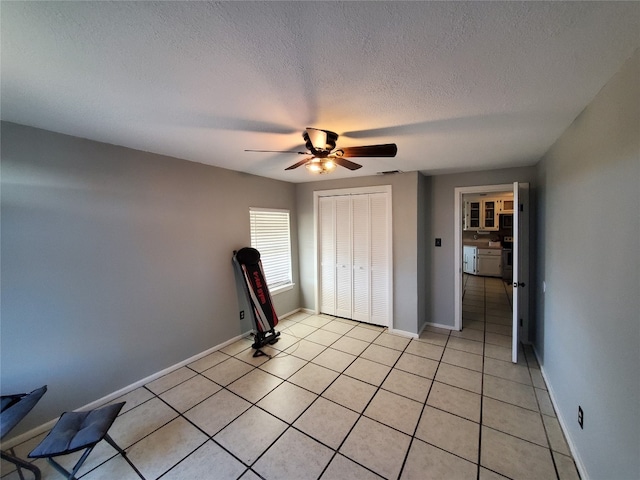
535,50,639,479
0,122,300,435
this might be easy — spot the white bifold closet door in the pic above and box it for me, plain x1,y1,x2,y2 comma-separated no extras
319,193,390,326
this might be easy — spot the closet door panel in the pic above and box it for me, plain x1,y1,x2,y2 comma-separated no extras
370,193,390,325
334,196,352,318
351,195,370,322
319,197,336,316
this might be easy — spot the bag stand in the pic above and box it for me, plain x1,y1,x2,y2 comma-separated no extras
233,248,281,357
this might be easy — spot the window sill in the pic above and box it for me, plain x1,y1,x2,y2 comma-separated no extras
270,283,295,296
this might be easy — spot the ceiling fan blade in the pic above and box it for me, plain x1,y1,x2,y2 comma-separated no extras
332,157,362,170
284,158,313,170
245,149,309,154
339,144,398,157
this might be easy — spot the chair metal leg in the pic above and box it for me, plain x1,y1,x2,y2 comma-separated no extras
1,449,42,480
103,433,144,478
46,445,94,480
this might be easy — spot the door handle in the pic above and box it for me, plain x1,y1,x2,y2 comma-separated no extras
513,282,526,288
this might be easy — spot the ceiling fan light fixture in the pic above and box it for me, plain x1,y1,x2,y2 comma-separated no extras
306,158,336,174
324,159,336,171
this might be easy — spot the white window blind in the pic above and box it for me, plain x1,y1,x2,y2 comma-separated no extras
249,208,292,290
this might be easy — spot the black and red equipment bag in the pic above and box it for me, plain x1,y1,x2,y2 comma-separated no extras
233,247,280,356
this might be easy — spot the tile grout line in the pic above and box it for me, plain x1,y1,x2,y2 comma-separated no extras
316,327,416,480
151,381,257,479
396,328,451,480
248,321,390,480
19,298,569,480
125,309,502,479
224,317,390,478
149,314,356,479
525,345,563,480
475,275,487,480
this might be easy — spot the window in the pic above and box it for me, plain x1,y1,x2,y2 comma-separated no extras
249,208,293,293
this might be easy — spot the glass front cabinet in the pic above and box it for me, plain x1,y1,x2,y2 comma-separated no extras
483,200,496,229
464,198,499,231
464,201,481,230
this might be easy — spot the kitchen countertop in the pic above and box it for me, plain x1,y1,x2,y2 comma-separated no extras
463,241,503,249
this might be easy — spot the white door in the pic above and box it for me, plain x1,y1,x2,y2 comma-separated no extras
512,182,530,363
335,196,352,319
319,197,336,315
317,190,391,327
369,193,390,326
351,195,370,322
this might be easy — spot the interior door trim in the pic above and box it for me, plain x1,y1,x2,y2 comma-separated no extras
454,184,513,332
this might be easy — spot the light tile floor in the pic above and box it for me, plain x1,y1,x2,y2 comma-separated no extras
2,276,580,479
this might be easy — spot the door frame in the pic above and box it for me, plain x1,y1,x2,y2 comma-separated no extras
313,185,393,328
454,184,513,331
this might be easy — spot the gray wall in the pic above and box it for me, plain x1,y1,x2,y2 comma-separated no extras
1,122,299,435
296,172,420,334
417,173,431,331
426,166,537,328
535,50,639,479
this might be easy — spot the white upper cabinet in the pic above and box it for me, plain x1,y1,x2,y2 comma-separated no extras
464,197,499,231
496,197,515,214
482,199,498,230
464,200,481,230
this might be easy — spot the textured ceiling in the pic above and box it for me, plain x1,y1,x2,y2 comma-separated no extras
2,1,638,183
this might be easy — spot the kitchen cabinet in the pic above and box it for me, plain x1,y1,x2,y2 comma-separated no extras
464,199,499,231
482,200,498,230
463,201,481,230
497,198,515,214
463,246,477,274
476,248,502,277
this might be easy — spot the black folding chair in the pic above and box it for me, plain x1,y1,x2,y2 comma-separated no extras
1,385,48,480
28,401,141,479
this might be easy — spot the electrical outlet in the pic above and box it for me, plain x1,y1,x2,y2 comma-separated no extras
578,406,584,429
240,310,245,320
435,238,442,247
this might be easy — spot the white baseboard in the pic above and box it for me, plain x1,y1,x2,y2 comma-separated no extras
532,345,588,480
3,331,252,449
279,308,310,319
424,321,457,331
388,327,418,339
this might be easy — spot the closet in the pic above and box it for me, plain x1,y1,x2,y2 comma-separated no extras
317,189,392,327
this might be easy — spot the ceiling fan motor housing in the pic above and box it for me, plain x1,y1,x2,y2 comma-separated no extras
304,128,338,156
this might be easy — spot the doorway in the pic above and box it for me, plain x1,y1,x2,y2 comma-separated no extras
454,183,529,363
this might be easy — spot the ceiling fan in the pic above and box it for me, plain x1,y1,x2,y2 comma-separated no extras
245,127,397,174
